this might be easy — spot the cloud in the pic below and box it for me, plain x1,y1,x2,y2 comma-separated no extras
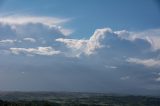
56,27,155,57
87,28,112,54
56,28,112,56
0,15,159,58
0,39,16,44
23,38,36,43
116,28,160,51
10,47,61,56
126,58,160,67
56,38,88,57
0,16,69,26
0,23,160,94
145,36,160,51
58,27,73,36
0,15,72,40
0,24,158,64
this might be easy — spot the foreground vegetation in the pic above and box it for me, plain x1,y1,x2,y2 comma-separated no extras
0,92,160,106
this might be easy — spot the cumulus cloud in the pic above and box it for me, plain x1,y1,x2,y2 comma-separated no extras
10,47,60,56
56,28,112,56
56,27,157,57
87,28,112,53
126,58,160,67
0,15,159,58
0,16,159,60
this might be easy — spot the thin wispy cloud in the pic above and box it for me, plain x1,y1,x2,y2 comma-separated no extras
10,47,61,56
23,38,36,43
0,39,16,44
126,58,160,68
0,16,69,26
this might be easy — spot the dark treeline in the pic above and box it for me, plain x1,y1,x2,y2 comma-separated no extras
0,95,160,106
0,100,60,106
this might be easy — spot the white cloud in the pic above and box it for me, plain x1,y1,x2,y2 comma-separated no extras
0,23,159,60
56,28,112,56
127,58,160,67
56,27,160,57
58,27,73,36
23,38,36,43
0,16,69,26
56,38,88,57
116,28,160,51
87,28,112,54
145,36,160,51
0,15,72,38
0,39,16,44
56,38,88,50
10,47,60,56
115,30,130,39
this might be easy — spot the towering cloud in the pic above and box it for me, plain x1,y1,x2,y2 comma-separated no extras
56,27,160,58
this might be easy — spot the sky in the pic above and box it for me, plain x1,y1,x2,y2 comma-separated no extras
0,0,160,96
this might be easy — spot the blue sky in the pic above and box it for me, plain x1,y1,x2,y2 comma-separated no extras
1,0,160,37
0,0,160,95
